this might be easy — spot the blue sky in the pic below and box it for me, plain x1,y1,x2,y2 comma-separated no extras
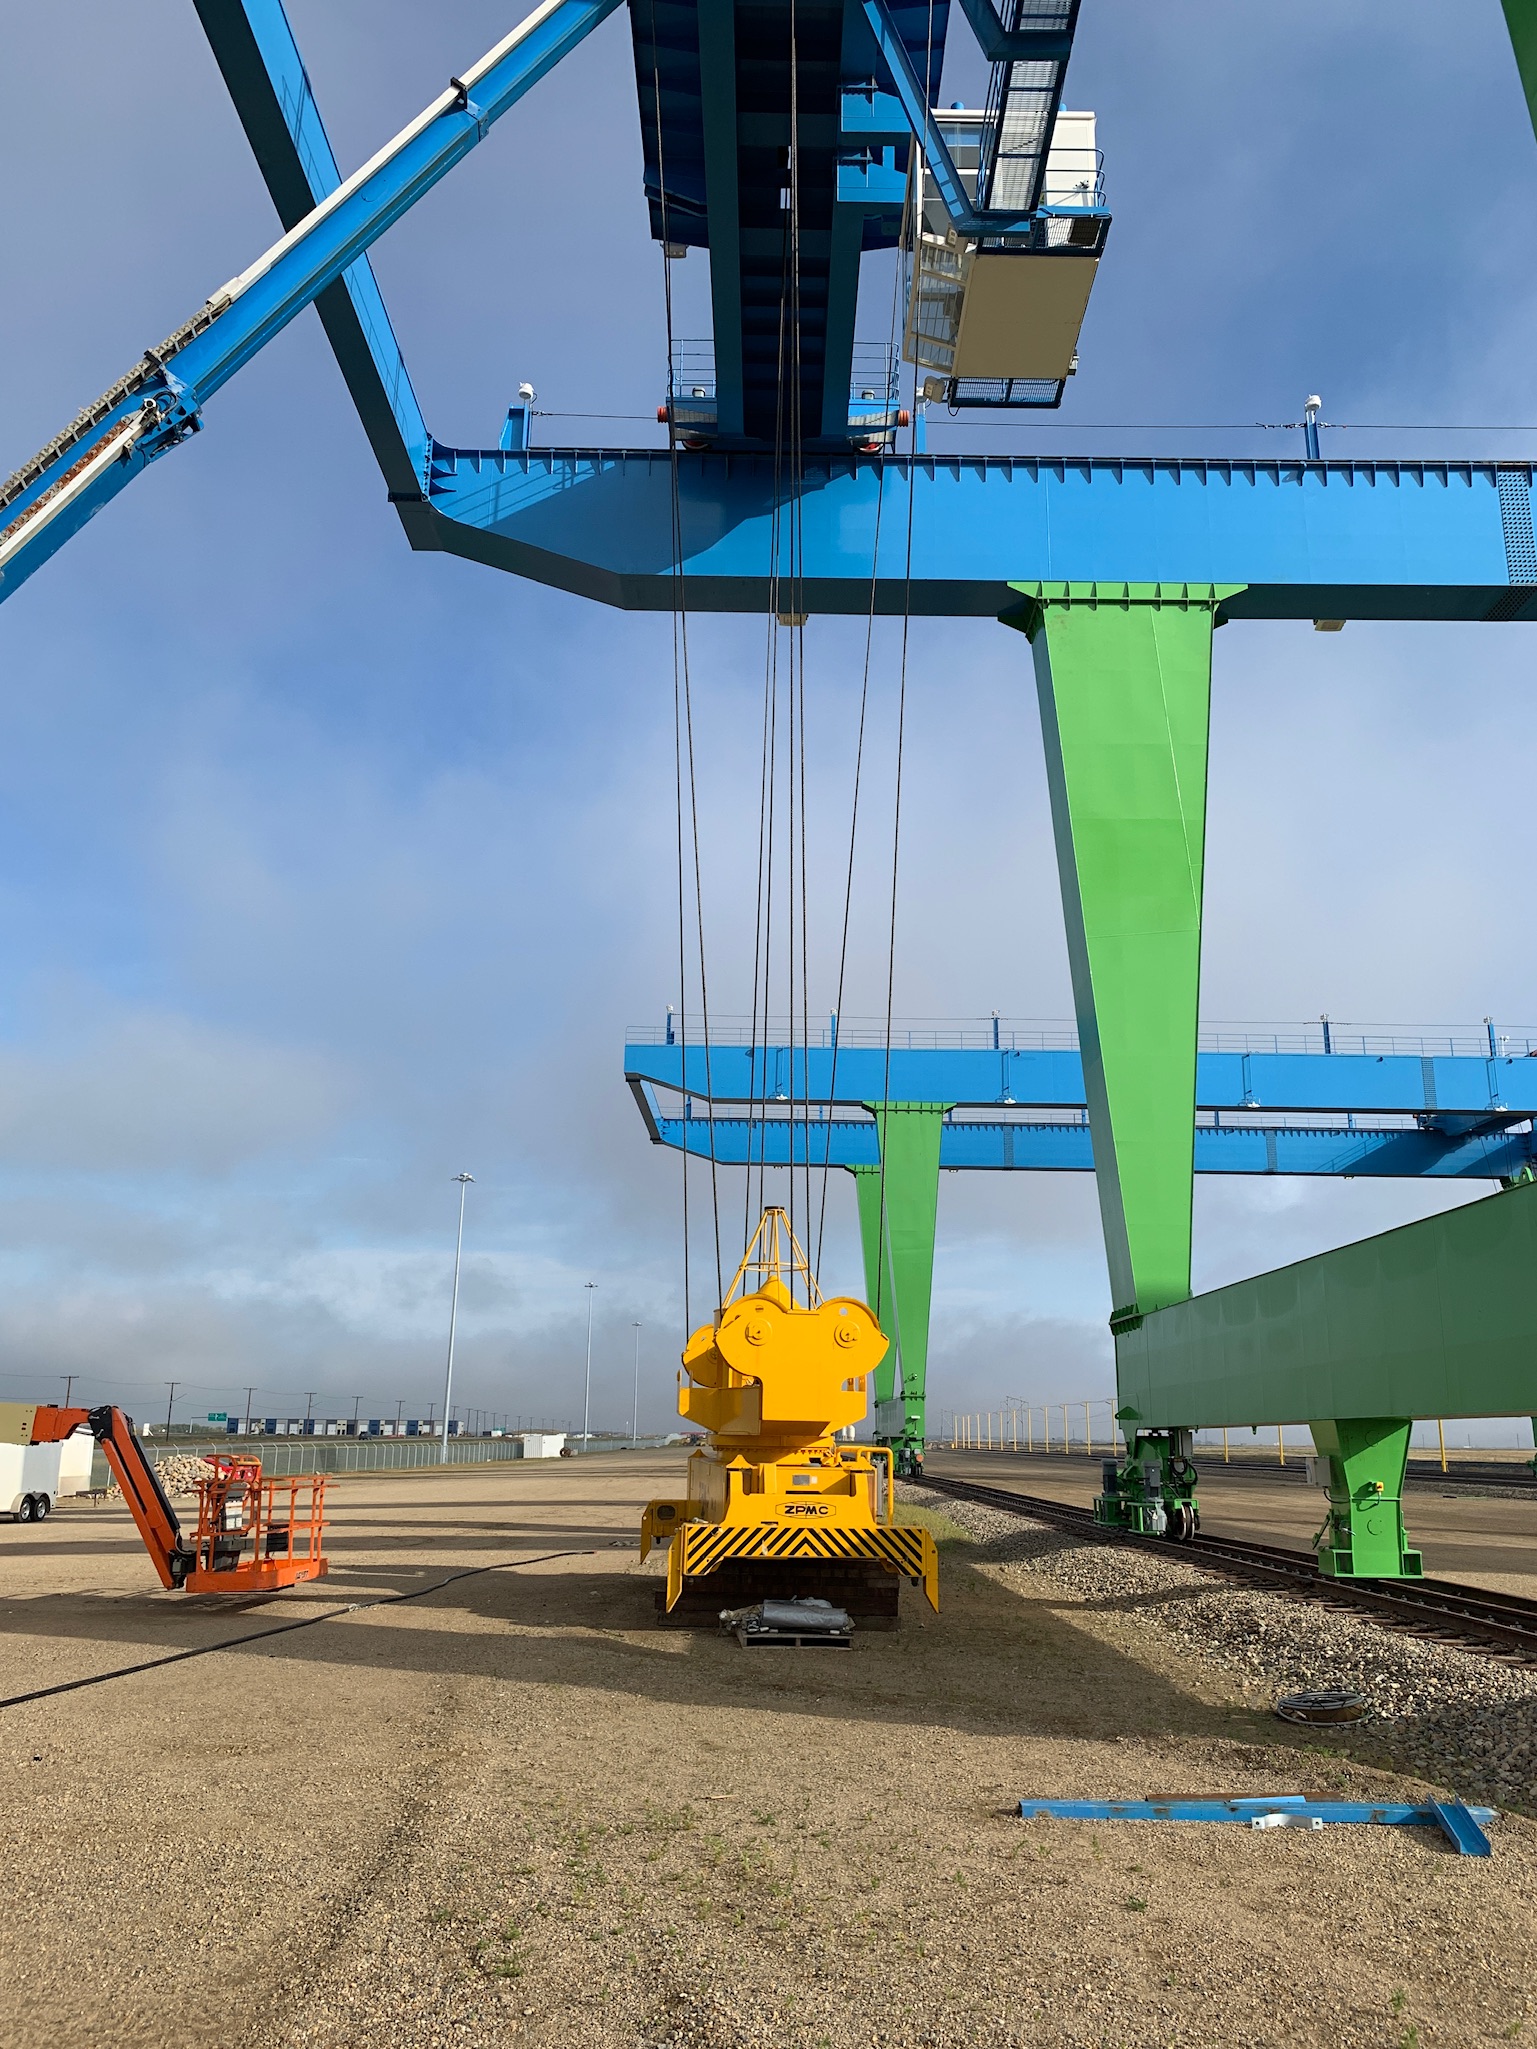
2,1,1537,1439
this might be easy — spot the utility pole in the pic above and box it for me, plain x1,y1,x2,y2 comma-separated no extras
61,1374,75,1409
164,1380,178,1442
243,1386,256,1436
442,1172,474,1464
582,1281,597,1447
304,1391,316,1435
631,1321,641,1441
394,1399,405,1437
351,1394,362,1434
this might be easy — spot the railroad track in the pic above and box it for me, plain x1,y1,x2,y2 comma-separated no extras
917,1471,1537,1664
940,1452,1537,1494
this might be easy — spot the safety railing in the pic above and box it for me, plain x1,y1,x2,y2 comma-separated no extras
667,340,899,424
630,1015,1537,1059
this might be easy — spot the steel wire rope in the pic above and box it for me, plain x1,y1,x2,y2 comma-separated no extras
869,0,936,1398
811,130,914,1277
743,600,778,1253
786,0,813,1292
747,294,789,1255
748,28,801,1289
749,615,781,1244
649,7,725,1327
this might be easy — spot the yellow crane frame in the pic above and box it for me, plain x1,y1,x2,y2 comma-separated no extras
641,1208,940,1616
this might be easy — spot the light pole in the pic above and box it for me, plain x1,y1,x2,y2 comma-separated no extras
631,1321,641,1442
442,1172,474,1463
582,1281,596,1448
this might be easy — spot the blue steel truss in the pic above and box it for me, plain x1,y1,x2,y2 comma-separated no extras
625,1035,1537,1180
641,1111,1537,1180
6,3,1537,621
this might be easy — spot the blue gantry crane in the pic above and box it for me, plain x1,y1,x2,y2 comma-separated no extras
9,4,1537,1575
0,0,1107,605
626,1018,1537,1470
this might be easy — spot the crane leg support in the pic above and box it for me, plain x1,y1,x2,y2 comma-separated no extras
1310,1418,1423,1580
1006,583,1240,1338
851,1102,948,1477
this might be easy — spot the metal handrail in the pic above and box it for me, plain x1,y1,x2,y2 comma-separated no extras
629,1015,1537,1058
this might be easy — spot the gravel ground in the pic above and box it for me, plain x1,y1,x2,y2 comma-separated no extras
903,1484,1537,1815
6,1458,1537,2049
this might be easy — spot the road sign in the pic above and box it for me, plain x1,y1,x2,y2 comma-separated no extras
207,1412,227,1423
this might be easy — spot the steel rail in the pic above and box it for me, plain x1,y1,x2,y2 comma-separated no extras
937,1449,1537,1494
917,1471,1537,1661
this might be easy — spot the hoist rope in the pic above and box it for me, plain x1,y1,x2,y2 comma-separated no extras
868,0,937,1371
812,157,912,1278
648,7,724,1331
746,0,812,1301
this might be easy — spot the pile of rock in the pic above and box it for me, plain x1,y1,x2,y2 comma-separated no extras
103,1453,216,1501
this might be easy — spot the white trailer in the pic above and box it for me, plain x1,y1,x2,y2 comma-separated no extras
0,1429,93,1521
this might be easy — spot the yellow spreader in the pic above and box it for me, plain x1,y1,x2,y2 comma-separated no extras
641,1207,940,1624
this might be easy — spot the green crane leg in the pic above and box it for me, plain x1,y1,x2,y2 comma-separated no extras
849,1102,947,1476
1310,1419,1423,1580
1504,0,1537,136
1005,583,1238,1324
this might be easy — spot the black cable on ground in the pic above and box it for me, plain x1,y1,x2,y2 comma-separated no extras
0,1547,595,1713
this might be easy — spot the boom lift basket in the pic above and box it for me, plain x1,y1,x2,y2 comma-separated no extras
188,1454,329,1593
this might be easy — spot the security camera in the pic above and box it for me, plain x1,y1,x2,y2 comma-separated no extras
518,382,536,405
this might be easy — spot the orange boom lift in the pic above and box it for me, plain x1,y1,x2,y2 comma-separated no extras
8,1401,327,1593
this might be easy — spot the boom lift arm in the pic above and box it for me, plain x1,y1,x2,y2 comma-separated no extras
13,1403,328,1594
27,1404,194,1587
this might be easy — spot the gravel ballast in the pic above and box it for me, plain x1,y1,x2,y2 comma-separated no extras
904,1483,1537,1814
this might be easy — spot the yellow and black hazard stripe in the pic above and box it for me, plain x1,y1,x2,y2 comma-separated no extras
663,1519,938,1612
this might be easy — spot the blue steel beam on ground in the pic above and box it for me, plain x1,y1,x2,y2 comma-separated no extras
639,1110,1537,1181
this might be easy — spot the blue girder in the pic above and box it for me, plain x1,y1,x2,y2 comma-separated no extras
625,1039,1537,1116
6,3,1537,621
403,450,1537,617
625,1038,1537,1180
640,1110,1537,1179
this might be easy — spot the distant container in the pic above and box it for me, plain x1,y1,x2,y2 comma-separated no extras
518,1432,566,1459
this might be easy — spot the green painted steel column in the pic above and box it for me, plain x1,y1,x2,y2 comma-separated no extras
1504,0,1537,137
1310,1419,1423,1580
1005,582,1239,1324
848,1103,947,1466
851,1167,897,1409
